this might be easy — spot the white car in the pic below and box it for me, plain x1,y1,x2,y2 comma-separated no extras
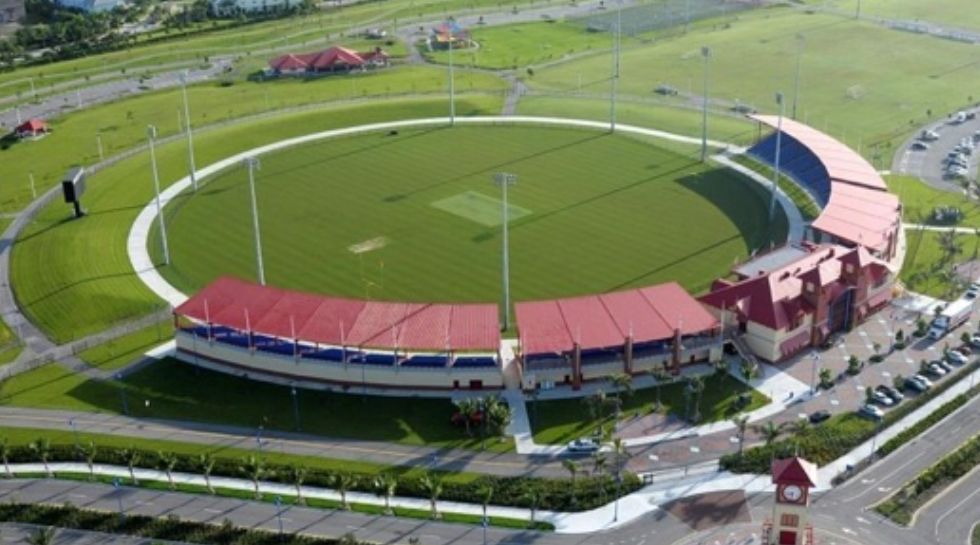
946,350,969,365
970,335,980,349
870,390,894,406
913,374,934,388
859,404,885,420
567,438,601,453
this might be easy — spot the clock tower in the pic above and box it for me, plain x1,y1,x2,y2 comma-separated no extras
765,456,817,545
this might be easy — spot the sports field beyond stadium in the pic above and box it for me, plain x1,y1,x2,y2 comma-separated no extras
153,124,788,304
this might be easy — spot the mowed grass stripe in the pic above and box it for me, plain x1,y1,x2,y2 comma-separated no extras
156,125,787,305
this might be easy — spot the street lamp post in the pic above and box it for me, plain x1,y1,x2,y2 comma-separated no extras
810,351,820,395
275,495,284,536
700,46,711,162
244,157,266,285
769,92,786,220
493,173,517,331
180,70,199,191
291,386,301,431
113,477,125,521
116,373,129,415
96,132,104,162
448,27,455,126
792,34,805,120
147,125,171,266
609,0,622,132
69,418,79,450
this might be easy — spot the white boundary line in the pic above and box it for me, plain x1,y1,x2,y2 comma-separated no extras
127,115,740,307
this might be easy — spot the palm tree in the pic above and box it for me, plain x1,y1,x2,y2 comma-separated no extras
29,438,51,477
476,483,494,521
483,396,513,438
239,455,266,500
27,526,56,545
522,487,544,526
610,373,633,416
454,397,479,436
786,418,810,455
198,452,216,494
591,451,607,477
122,447,141,485
739,360,757,391
561,459,579,506
0,438,11,478
731,415,749,457
818,368,832,389
649,364,671,412
583,389,607,423
373,473,397,515
420,472,443,519
290,464,308,505
79,441,97,481
331,473,357,510
687,376,705,423
753,421,784,447
158,451,178,490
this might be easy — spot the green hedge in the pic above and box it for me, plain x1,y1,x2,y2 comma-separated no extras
2,443,640,512
721,361,980,474
0,502,359,544
877,388,977,457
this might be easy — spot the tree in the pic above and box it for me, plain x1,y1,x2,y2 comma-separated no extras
454,397,479,436
584,389,607,423
27,526,56,545
562,459,579,506
522,487,543,526
687,376,705,423
591,451,607,477
198,452,216,494
373,473,397,515
731,415,749,457
79,441,97,481
650,364,671,411
29,438,51,477
872,342,882,357
739,360,757,391
893,374,906,391
0,438,11,478
122,447,141,485
818,368,833,389
847,356,862,375
239,455,266,500
483,396,512,438
420,472,443,519
331,473,357,509
610,373,633,415
289,464,308,506
962,331,973,346
786,419,810,454
865,387,875,404
159,451,178,490
754,421,783,447
477,482,494,520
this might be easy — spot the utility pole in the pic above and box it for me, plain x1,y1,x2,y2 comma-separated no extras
147,126,170,266
96,132,104,162
448,26,455,126
609,1,622,132
856,0,862,19
28,172,36,200
494,173,517,331
792,34,805,120
180,70,199,191
244,157,265,285
700,46,711,162
769,92,785,220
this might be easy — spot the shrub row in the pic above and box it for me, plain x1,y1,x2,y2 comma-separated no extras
2,443,641,512
0,502,359,544
720,360,980,474
877,388,976,457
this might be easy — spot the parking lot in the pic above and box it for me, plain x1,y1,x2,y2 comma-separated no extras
895,107,980,191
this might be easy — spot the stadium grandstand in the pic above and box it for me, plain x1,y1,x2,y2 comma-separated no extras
747,115,902,262
174,277,503,391
266,46,389,77
514,283,721,390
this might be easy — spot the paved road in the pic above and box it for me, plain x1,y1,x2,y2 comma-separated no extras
0,522,172,544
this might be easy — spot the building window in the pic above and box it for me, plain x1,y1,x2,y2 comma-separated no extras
846,263,854,274
780,513,800,527
806,282,814,293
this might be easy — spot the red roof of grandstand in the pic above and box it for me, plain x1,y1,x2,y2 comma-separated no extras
515,282,717,355
15,118,47,133
810,182,900,253
699,244,888,331
175,277,500,351
269,47,388,72
268,53,309,71
750,115,886,191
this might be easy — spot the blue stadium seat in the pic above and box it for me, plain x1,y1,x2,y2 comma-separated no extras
748,133,830,207
580,348,621,366
401,355,447,368
304,348,347,362
453,356,497,368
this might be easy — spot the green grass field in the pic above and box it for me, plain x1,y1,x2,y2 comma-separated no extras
76,320,172,371
530,373,768,444
12,97,503,344
153,124,787,303
887,175,980,228
0,358,512,451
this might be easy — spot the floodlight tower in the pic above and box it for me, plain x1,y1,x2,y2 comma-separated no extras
609,0,622,132
792,34,805,120
447,23,456,126
700,46,711,162
769,92,786,220
180,70,199,191
494,172,517,331
244,156,266,285
147,125,170,266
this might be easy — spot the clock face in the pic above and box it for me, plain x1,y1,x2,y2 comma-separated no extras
781,485,803,503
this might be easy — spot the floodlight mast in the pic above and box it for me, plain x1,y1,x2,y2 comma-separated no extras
494,172,517,331
244,156,266,285
609,1,622,133
700,46,711,162
448,24,455,126
769,92,785,220
147,125,170,266
180,70,199,191
792,34,805,120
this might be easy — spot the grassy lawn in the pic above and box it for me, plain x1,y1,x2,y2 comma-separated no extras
0,65,506,212
813,0,980,31
154,124,786,303
529,373,768,444
0,426,479,483
424,21,624,70
731,154,821,221
0,358,513,452
515,95,757,146
11,96,503,344
76,320,173,371
887,175,980,228
531,7,980,155
901,228,980,298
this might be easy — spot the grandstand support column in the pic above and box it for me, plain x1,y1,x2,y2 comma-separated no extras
792,34,805,120
572,344,582,390
624,336,633,375
244,156,266,286
671,328,681,375
180,70,199,191
768,92,785,221
147,125,170,266
494,172,518,331
700,46,711,162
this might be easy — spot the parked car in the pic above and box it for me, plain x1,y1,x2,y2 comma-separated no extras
877,385,905,402
911,141,930,151
934,360,953,373
859,404,885,420
567,438,601,453
946,350,969,365
870,390,894,406
808,410,832,424
913,374,934,388
904,377,928,393
926,363,947,377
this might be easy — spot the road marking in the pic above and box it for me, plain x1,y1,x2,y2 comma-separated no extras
855,516,870,524
933,474,980,538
